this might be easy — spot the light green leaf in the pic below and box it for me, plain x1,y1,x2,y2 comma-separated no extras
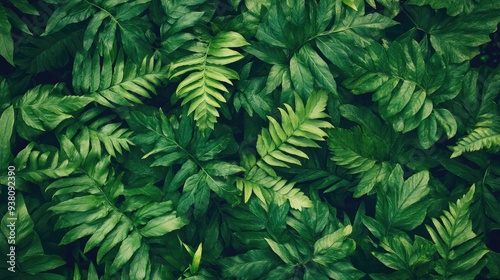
129,243,150,280
109,230,142,274
290,53,314,98
313,225,356,266
49,195,103,213
17,84,92,132
298,44,337,93
140,212,188,237
426,185,489,278
376,165,430,232
190,243,202,274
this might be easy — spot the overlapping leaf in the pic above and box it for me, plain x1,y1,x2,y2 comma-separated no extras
362,165,430,237
46,150,188,279
128,109,242,216
328,105,397,197
343,39,466,148
451,66,500,157
426,185,489,278
238,90,333,210
44,0,152,61
73,49,168,107
410,0,500,63
371,235,435,278
60,107,134,159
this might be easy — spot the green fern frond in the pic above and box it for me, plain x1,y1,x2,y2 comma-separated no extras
127,109,242,215
236,164,313,211
236,90,333,210
451,116,500,158
425,185,489,279
328,126,395,197
13,142,78,184
73,49,168,107
46,155,188,278
61,107,134,158
159,0,208,54
256,90,333,175
451,66,500,158
15,84,93,140
343,40,466,148
169,31,249,132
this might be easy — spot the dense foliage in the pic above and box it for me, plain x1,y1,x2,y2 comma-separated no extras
1,0,500,279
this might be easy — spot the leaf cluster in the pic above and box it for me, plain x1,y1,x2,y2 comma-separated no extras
1,0,500,279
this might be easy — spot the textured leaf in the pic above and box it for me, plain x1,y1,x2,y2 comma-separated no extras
372,235,435,277
74,49,168,107
16,84,92,132
422,0,500,63
170,31,249,132
140,212,188,237
426,185,489,278
313,225,356,266
375,165,430,232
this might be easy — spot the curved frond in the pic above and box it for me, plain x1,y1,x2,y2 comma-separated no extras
236,165,313,211
12,142,78,184
15,84,93,140
169,31,249,132
425,185,489,279
46,155,188,277
451,117,500,158
73,49,168,107
61,107,134,158
256,90,333,175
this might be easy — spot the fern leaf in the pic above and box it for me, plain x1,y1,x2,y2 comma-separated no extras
169,31,249,132
73,49,168,107
342,39,467,148
451,117,500,158
236,153,313,210
15,84,93,140
451,67,500,158
13,142,78,184
372,235,435,278
127,109,242,215
328,105,399,197
237,90,332,210
46,155,188,277
425,185,489,279
61,107,134,158
256,90,333,174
